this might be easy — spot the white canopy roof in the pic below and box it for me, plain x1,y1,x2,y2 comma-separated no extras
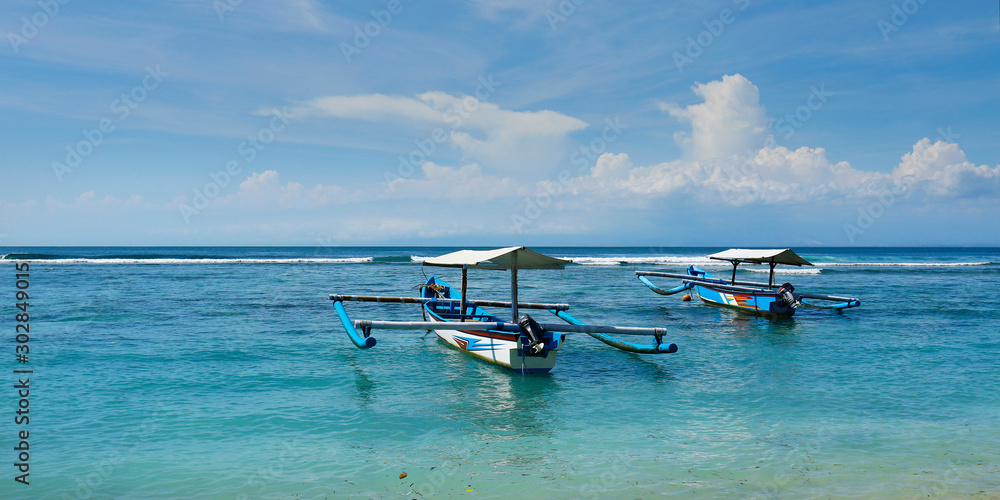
708,248,813,266
423,246,571,270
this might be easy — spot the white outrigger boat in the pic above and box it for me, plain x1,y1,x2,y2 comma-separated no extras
635,249,861,317
331,247,677,374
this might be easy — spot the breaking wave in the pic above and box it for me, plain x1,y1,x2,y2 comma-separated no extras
820,261,994,267
563,256,717,266
2,257,375,264
1,251,993,268
745,267,823,275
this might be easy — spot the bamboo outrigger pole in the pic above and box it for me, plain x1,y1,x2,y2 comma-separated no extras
353,319,668,337
328,295,571,311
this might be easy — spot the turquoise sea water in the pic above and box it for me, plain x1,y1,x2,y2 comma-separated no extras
1,247,999,498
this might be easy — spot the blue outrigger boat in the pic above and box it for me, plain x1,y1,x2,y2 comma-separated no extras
636,249,860,317
332,247,677,374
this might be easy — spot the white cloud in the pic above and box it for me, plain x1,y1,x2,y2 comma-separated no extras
388,162,525,199
571,153,715,201
572,139,999,207
300,94,447,124
892,139,1000,198
465,0,553,24
563,74,1000,206
236,170,346,208
659,74,769,160
298,91,588,174
228,0,344,33
43,192,145,211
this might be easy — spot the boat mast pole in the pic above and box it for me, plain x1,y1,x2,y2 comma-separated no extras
510,252,519,322
460,264,468,319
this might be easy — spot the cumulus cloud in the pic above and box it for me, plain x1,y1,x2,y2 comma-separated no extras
567,74,1000,206
892,139,1000,198
573,142,998,206
298,91,588,174
659,74,769,160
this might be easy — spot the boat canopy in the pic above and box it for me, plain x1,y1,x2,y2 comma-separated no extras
423,246,571,270
708,248,814,267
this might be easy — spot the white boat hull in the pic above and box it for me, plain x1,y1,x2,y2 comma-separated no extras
431,322,558,374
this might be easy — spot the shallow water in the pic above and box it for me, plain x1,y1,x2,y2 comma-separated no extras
2,247,998,498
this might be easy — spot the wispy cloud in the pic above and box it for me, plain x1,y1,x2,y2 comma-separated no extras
387,162,525,199
297,91,588,174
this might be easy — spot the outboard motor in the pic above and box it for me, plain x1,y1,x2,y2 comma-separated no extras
518,314,550,357
777,282,798,308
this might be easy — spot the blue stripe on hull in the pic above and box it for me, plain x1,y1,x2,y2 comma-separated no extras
693,282,796,317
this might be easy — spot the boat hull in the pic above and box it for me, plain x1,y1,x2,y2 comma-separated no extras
431,322,558,374
688,266,797,317
422,277,558,374
692,283,796,317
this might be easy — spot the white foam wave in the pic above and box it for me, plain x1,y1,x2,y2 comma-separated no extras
746,268,822,275
21,257,375,264
563,256,718,266
566,255,994,268
821,262,992,267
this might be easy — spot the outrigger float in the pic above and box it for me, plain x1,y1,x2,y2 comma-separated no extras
635,249,860,317
331,247,677,374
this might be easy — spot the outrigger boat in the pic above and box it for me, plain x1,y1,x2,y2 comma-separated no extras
331,247,677,374
635,249,860,317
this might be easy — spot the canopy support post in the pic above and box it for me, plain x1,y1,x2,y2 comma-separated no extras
460,265,468,319
768,261,776,288
510,252,519,322
731,261,738,285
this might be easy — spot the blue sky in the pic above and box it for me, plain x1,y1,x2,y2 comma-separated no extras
1,0,997,246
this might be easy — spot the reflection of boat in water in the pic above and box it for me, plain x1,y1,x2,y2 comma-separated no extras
636,249,861,317
332,247,677,374
444,365,561,438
